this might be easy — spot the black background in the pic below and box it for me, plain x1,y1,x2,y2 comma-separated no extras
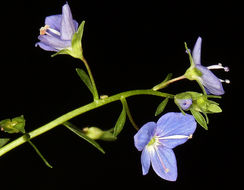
0,0,242,189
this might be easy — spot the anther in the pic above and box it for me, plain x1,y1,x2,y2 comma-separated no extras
188,134,193,139
219,79,230,84
40,25,49,35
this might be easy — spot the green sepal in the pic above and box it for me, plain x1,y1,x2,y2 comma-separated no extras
113,102,127,137
51,49,71,57
51,21,85,59
0,115,26,134
207,104,222,113
76,68,95,98
0,138,10,148
155,98,169,116
70,21,85,59
63,121,105,154
190,108,208,130
184,42,194,67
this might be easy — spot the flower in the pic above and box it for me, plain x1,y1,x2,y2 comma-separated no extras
134,112,196,181
184,37,229,95
35,3,78,52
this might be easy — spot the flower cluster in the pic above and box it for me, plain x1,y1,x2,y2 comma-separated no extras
0,2,229,183
33,2,230,182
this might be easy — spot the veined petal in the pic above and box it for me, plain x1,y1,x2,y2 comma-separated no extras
38,35,71,51
192,37,202,65
45,14,62,31
156,112,196,148
134,122,156,151
35,42,57,52
196,65,225,95
61,3,76,40
150,146,177,181
141,148,151,175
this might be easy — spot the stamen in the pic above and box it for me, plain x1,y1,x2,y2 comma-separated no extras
155,147,169,173
159,135,190,140
207,63,229,72
219,79,230,84
48,27,61,36
39,25,61,36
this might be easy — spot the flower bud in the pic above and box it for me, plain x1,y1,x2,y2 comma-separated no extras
0,115,26,134
175,92,222,114
83,127,117,141
174,92,193,111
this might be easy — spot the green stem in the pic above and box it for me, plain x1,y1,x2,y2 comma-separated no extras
0,89,174,157
153,75,186,91
81,56,99,100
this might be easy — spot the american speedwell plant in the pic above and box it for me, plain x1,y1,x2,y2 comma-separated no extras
0,3,229,182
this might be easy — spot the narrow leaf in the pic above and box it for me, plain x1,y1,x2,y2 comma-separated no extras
163,73,173,83
0,138,10,148
113,103,127,137
190,109,208,130
155,98,169,116
76,68,95,98
63,122,105,154
27,139,53,168
121,98,138,130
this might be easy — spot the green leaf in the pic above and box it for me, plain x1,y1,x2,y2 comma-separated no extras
155,98,169,116
152,73,173,90
0,115,26,134
76,68,95,97
163,73,173,83
120,98,138,130
113,103,127,137
190,109,208,130
63,122,105,154
0,138,10,148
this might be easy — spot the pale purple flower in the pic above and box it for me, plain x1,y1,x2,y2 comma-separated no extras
191,37,229,95
134,112,196,181
35,3,78,52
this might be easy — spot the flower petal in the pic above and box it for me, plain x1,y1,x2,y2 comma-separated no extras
156,112,196,148
38,35,71,51
35,42,57,52
196,65,225,95
45,15,62,31
134,122,156,151
141,148,151,175
150,146,177,181
192,37,202,65
60,3,76,40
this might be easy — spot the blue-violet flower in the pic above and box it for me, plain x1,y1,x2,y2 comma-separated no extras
35,3,78,52
184,37,230,95
134,112,196,181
